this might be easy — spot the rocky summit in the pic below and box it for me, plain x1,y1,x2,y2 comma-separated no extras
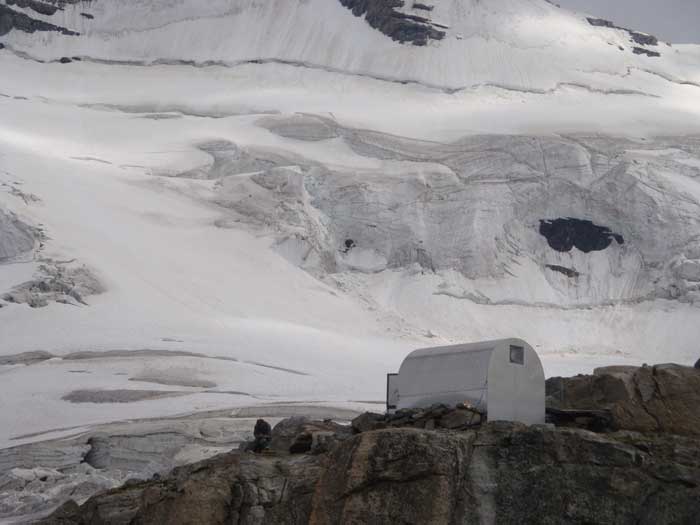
41,363,700,525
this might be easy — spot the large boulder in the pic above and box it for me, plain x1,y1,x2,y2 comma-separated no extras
695,358,700,369
269,417,351,454
546,364,700,435
350,412,386,433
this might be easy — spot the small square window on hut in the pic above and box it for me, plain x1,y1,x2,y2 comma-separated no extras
509,345,524,365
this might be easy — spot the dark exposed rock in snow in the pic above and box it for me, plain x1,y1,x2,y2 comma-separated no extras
339,0,445,46
545,264,580,278
0,4,78,37
539,218,624,253
586,18,659,47
5,0,58,17
633,47,661,58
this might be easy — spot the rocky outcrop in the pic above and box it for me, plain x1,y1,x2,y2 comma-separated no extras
42,422,700,525
547,364,700,435
312,425,700,524
539,218,624,253
586,18,660,47
338,0,445,46
545,264,580,278
5,0,59,17
42,451,323,525
0,4,78,37
633,47,661,58
267,416,353,454
38,363,700,524
351,402,484,432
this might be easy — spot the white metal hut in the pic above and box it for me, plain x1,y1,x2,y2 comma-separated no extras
387,338,545,425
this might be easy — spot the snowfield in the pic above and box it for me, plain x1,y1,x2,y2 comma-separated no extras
0,0,700,520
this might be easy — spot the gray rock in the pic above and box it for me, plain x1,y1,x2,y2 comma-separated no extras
0,4,78,37
269,417,351,454
268,416,310,453
5,0,59,17
586,17,659,47
438,407,482,429
353,404,484,433
546,363,700,435
351,412,386,433
41,424,700,525
338,0,445,46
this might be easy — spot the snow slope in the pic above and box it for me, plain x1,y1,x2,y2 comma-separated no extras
0,0,699,460
3,0,699,91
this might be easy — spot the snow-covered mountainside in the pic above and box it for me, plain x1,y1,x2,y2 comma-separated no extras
1,0,700,453
3,0,699,92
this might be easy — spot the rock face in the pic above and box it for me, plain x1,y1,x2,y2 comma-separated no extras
40,364,700,524
267,416,352,454
43,451,323,525
338,0,445,46
539,218,624,253
0,4,77,37
5,0,59,17
586,17,660,47
351,403,484,433
42,423,700,525
547,364,700,435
